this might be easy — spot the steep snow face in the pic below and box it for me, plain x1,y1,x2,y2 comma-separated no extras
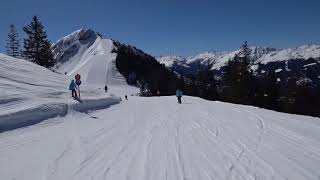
157,45,320,71
52,28,99,67
52,29,132,91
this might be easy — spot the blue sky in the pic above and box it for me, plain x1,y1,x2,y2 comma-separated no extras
1,0,319,56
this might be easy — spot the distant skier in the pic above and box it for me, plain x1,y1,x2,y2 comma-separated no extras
104,85,108,93
69,80,78,98
176,89,182,104
125,95,128,100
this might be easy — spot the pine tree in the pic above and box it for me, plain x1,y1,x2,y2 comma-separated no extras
40,41,55,68
5,24,21,58
22,16,55,68
238,41,251,64
221,41,255,104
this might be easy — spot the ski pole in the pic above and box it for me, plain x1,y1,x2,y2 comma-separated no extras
78,85,81,98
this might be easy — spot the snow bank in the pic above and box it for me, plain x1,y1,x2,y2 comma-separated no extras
0,97,121,133
0,103,68,133
71,97,121,112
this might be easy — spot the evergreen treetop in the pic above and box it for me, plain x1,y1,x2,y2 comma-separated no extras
22,16,55,68
5,24,21,58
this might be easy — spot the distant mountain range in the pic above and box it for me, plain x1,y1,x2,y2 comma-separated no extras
157,45,320,87
157,45,320,74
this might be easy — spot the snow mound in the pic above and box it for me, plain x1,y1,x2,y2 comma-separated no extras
71,96,121,113
0,103,68,133
0,54,66,112
0,95,121,133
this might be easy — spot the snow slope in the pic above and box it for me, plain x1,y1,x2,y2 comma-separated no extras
0,54,66,106
1,96,320,180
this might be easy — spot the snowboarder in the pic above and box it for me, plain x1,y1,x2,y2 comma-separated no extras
176,89,182,104
125,95,128,100
104,85,108,93
69,80,78,98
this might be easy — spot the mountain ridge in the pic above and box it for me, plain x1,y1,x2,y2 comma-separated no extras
157,44,320,72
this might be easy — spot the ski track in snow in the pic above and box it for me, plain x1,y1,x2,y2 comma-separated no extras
1,96,320,180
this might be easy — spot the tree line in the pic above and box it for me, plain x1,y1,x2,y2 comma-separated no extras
5,16,55,68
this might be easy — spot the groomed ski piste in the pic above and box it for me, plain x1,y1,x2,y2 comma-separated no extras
1,39,320,180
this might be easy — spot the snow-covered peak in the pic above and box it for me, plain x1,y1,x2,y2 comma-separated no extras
186,51,235,66
157,55,186,67
51,29,129,88
257,44,320,64
53,28,99,46
51,28,100,65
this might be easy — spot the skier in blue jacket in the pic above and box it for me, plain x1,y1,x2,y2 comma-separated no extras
69,80,78,98
176,89,183,104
